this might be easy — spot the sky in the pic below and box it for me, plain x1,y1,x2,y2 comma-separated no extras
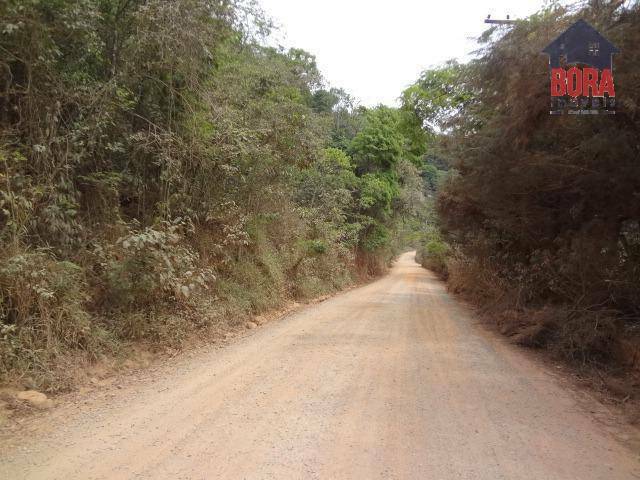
260,0,547,106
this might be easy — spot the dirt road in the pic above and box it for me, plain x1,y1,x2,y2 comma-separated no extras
1,252,639,479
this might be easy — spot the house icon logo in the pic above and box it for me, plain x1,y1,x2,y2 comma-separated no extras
542,19,618,115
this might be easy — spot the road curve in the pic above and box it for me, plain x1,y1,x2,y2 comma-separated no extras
1,252,639,479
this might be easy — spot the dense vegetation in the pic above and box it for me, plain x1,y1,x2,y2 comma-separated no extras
0,0,436,389
410,1,640,373
7,0,634,395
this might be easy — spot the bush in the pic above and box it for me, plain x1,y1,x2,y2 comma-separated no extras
226,255,285,313
445,253,626,366
416,238,451,278
445,255,505,301
417,240,450,277
103,222,215,313
0,251,102,383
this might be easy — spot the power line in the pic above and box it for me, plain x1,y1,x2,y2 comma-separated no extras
484,14,517,25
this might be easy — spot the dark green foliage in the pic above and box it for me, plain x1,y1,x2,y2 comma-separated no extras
416,239,450,278
350,107,404,172
358,173,397,218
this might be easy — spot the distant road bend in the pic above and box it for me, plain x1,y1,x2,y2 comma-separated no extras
1,252,639,479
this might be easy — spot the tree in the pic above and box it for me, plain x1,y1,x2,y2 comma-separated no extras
350,106,404,172
423,1,640,363
401,61,472,133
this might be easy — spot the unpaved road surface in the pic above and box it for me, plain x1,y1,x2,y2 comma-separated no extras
2,252,639,479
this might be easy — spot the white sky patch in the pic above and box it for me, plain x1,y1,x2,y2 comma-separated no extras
260,0,547,106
